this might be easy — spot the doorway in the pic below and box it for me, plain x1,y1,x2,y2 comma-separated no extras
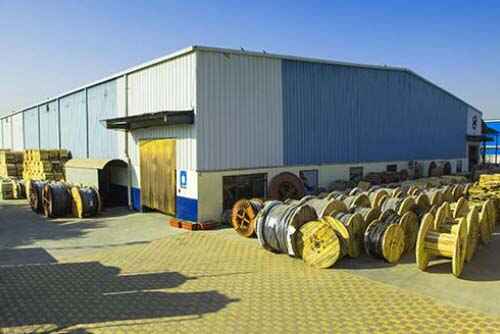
468,144,479,171
139,139,176,215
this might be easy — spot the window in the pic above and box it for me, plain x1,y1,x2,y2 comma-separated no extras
386,164,398,172
223,173,267,210
299,170,318,194
349,167,364,183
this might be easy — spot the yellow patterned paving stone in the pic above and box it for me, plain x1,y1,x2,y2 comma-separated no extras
2,232,500,333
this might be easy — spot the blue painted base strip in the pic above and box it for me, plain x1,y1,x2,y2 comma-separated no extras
176,196,198,222
131,187,141,211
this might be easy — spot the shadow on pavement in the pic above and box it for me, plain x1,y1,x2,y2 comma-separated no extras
0,261,237,333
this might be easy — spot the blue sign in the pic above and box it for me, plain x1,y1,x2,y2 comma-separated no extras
180,170,187,189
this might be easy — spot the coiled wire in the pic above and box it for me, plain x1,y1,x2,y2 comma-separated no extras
44,182,72,218
30,180,47,213
79,187,100,217
380,197,405,214
256,201,295,254
364,209,400,259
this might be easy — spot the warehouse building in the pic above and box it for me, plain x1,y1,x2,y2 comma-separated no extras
0,46,483,222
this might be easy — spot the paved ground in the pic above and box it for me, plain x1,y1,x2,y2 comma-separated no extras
1,200,500,333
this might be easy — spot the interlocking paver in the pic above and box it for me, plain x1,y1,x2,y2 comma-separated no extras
2,231,500,333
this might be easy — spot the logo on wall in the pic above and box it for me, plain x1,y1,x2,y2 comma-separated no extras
472,115,478,130
180,170,187,189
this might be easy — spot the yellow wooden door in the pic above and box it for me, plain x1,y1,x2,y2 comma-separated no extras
139,139,176,214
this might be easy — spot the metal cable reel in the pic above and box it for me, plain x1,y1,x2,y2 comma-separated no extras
231,198,265,237
268,172,305,201
416,212,468,277
364,210,405,263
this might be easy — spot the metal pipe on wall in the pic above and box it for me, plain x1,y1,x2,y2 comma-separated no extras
124,74,132,210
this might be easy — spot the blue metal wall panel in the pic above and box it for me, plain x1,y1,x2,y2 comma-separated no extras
282,61,467,165
60,91,87,158
176,196,198,221
131,187,141,211
87,80,122,159
23,107,39,149
39,101,59,149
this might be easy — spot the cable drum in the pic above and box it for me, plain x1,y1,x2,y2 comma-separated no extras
325,191,347,201
29,180,48,213
343,193,371,210
71,185,102,218
256,201,317,256
367,189,389,209
353,206,380,226
306,197,347,218
231,198,265,237
364,209,405,263
333,211,365,258
379,196,415,216
43,182,72,218
424,189,444,207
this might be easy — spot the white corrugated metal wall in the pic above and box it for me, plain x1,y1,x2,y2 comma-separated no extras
39,101,59,149
127,52,197,189
88,80,125,159
23,107,39,149
11,113,24,150
60,91,87,158
2,117,12,149
196,50,284,171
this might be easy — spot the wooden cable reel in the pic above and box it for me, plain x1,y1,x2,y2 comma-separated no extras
452,184,465,202
364,212,405,263
71,185,102,219
295,219,341,268
326,191,347,201
442,185,455,203
332,212,365,258
379,196,415,216
367,189,388,209
354,206,381,226
416,212,467,277
425,189,444,207
42,182,72,218
306,197,347,218
450,197,469,219
399,211,419,254
343,193,371,210
434,202,478,262
268,172,305,201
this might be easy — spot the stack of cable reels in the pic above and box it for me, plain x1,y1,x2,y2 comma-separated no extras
416,212,468,277
0,178,13,200
230,198,264,237
364,210,405,263
71,185,102,218
451,197,494,245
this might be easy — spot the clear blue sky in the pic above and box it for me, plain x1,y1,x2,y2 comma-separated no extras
1,0,499,117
